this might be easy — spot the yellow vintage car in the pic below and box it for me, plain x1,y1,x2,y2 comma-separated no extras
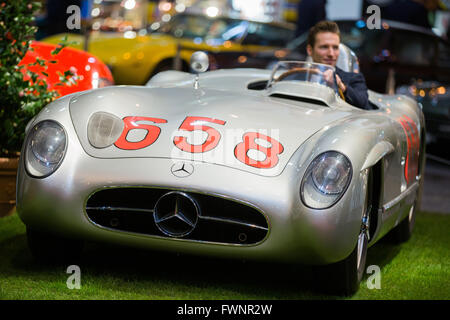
43,13,294,85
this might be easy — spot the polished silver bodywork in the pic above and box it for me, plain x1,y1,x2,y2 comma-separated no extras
16,67,425,265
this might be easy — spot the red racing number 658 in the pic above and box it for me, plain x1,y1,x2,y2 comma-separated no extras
114,115,285,169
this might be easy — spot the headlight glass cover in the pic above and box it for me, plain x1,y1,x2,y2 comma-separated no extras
25,120,67,178
301,151,352,209
87,112,124,149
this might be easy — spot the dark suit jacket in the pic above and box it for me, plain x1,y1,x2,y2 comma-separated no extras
335,67,371,110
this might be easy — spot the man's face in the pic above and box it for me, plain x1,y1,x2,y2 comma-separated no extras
307,32,340,67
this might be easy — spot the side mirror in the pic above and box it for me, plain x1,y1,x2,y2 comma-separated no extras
190,51,209,89
190,51,209,73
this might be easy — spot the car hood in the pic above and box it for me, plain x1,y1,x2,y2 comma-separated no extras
69,86,353,176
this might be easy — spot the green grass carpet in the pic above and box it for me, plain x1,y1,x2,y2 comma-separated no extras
0,211,448,300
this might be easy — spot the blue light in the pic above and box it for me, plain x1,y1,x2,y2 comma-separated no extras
356,20,366,29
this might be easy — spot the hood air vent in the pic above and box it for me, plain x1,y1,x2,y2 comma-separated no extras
269,93,329,107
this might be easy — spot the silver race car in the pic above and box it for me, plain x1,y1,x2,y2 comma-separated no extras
16,49,425,295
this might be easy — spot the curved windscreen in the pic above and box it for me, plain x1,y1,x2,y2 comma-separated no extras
267,61,338,93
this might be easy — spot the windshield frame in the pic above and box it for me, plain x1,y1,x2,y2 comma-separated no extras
267,61,339,93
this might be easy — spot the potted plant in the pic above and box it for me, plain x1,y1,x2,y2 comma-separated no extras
0,1,72,217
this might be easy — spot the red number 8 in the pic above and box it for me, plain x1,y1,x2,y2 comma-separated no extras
234,132,284,169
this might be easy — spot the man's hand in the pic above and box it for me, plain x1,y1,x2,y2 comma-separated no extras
335,74,347,93
323,69,334,85
323,70,346,93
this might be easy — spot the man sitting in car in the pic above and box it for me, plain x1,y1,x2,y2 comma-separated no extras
306,20,371,110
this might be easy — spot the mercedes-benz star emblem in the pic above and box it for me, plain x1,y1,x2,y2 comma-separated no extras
153,192,199,237
171,162,194,178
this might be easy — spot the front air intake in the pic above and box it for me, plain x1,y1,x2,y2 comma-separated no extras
85,187,269,245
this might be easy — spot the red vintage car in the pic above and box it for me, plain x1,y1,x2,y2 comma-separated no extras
20,41,114,97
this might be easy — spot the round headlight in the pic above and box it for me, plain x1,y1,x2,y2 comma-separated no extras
301,151,352,209
25,120,67,178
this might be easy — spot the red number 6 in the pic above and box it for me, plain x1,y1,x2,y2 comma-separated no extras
115,116,167,150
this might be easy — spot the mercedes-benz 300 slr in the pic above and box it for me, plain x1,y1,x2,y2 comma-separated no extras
17,53,425,295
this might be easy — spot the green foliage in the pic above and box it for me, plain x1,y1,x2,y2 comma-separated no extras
0,1,73,155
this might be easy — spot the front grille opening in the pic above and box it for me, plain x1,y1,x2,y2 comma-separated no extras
194,194,267,229
86,188,269,245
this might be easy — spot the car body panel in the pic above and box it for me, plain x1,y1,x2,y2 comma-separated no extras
68,84,355,177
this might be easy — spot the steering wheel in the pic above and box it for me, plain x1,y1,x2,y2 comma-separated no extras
275,67,323,82
275,67,346,102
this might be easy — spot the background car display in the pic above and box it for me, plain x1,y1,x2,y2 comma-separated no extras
16,49,425,295
208,19,450,90
20,41,114,97
338,19,450,159
207,19,450,156
397,81,450,157
42,13,294,85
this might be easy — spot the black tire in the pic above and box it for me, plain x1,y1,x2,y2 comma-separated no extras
313,245,360,296
27,227,84,264
313,171,372,296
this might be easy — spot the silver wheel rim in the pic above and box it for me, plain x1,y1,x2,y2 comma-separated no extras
408,204,416,233
357,229,369,282
357,184,370,282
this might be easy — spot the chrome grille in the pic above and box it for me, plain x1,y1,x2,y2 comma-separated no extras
85,187,269,245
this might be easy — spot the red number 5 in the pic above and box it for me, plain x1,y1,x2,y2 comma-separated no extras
174,116,226,153
115,116,167,150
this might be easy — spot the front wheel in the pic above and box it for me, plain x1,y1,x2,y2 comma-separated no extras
27,227,84,264
314,215,370,296
314,177,371,296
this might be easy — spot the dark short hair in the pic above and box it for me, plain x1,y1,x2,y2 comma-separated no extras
307,20,341,48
